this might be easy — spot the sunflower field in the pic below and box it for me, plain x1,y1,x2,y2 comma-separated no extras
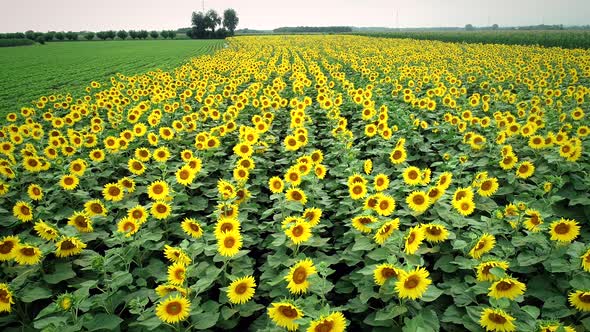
0,35,589,332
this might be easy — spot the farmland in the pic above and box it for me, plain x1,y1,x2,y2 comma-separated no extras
0,35,589,332
0,40,224,116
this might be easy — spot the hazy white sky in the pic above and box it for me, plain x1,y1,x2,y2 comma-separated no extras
0,0,589,32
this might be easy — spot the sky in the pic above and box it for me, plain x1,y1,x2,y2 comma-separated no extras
0,0,589,32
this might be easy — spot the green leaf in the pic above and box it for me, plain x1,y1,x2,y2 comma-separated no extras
521,305,540,319
421,285,444,302
83,313,123,331
20,285,52,302
374,305,407,321
191,311,220,329
43,262,76,284
402,309,439,332
351,236,374,251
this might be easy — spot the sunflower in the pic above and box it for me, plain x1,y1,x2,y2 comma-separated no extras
128,158,146,175
233,166,249,183
217,179,237,200
549,218,580,243
395,267,432,300
151,201,172,220
406,191,430,213
176,165,195,186
267,302,303,331
422,224,449,243
455,198,476,216
375,195,395,216
215,218,241,239
84,199,107,217
403,166,422,186
89,149,105,162
469,234,496,259
426,186,444,203
167,262,186,285
285,221,312,245
284,135,301,151
13,201,33,222
479,308,516,332
538,323,576,332
478,177,499,197
227,275,256,304
476,260,509,282
348,182,367,200
233,142,253,158
135,147,151,161
102,183,124,202
374,218,400,244
581,249,590,272
284,168,302,187
373,173,389,191
155,295,191,324
155,284,189,298
56,293,73,311
285,258,316,294
55,237,87,257
68,211,93,233
374,263,404,286
269,176,285,194
153,147,171,162
69,159,87,176
523,209,543,232
181,218,204,238
27,184,43,201
404,225,425,254
117,217,139,237
363,159,372,175
436,172,453,190
302,207,322,226
163,245,191,265
352,215,376,233
568,290,590,312
315,164,327,179
147,180,169,201
0,236,19,261
13,243,41,266
488,277,526,300
34,220,59,241
0,283,14,313
515,161,535,179
217,230,242,257
126,205,147,224
389,147,407,164
286,188,308,205
0,181,9,196
499,154,518,170
306,312,347,332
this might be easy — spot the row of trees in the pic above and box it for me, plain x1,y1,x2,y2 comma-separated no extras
188,8,238,39
0,30,177,42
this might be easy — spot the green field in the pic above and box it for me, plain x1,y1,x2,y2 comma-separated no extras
0,39,224,115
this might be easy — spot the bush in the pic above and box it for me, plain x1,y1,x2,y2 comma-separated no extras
0,38,36,47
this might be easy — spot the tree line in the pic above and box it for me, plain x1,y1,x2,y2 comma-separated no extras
187,8,238,39
273,26,353,33
0,29,178,44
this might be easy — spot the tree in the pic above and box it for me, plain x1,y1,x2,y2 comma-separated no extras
161,30,169,39
169,30,176,39
106,30,116,39
45,31,56,41
84,32,95,40
465,24,475,31
65,31,78,40
204,9,221,33
55,32,65,40
129,30,138,39
492,24,499,30
191,11,208,39
223,8,239,35
96,31,108,40
117,30,128,40
138,30,148,39
25,30,35,40
150,30,159,39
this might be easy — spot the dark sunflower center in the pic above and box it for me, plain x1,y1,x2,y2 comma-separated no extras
352,185,363,195
156,205,167,213
235,282,248,294
461,202,471,211
0,290,9,303
475,240,486,250
518,165,529,174
379,200,389,210
291,191,302,200
21,206,30,215
404,275,420,289
21,247,35,256
293,267,307,284
481,181,492,191
280,306,298,318
292,225,304,237
61,240,76,250
166,302,182,315
488,313,507,324
495,281,514,291
408,170,418,180
426,227,441,236
314,320,334,332
153,185,163,194
109,187,120,196
381,267,397,278
75,216,88,228
579,294,590,303
407,232,416,244
224,237,236,248
554,223,570,235
91,204,103,214
412,195,425,205
380,225,392,234
64,177,74,185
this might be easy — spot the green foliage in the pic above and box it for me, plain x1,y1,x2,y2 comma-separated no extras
116,30,128,40
149,31,158,39
0,39,35,47
222,8,239,35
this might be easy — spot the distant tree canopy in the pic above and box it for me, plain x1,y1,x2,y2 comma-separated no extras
189,8,238,39
273,26,353,33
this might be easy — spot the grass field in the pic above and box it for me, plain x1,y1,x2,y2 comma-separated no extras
0,39,224,116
